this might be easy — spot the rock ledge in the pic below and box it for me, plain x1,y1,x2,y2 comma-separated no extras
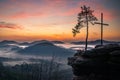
68,44,120,80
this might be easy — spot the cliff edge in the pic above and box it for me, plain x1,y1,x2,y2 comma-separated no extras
68,44,120,80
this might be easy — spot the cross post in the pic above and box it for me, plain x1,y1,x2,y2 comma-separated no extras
94,13,109,45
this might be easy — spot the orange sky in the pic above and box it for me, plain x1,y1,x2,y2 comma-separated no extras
0,0,120,42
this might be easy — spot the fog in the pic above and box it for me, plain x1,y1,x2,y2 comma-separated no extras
0,49,68,66
0,42,95,66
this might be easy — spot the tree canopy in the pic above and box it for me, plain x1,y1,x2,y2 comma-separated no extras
72,5,97,37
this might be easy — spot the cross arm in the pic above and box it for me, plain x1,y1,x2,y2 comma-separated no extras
103,24,109,26
94,22,101,24
94,22,109,26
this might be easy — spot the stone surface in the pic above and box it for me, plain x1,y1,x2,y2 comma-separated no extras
68,44,120,80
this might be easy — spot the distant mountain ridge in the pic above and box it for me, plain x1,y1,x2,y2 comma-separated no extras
0,40,18,45
71,39,120,45
17,40,74,57
30,40,49,45
51,41,64,44
19,42,30,45
0,40,120,46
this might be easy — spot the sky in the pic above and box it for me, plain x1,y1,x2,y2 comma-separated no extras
0,0,120,42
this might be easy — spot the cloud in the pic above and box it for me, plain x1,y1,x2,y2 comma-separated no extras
0,22,23,29
10,11,47,19
0,0,118,20
0,0,69,19
57,7,79,16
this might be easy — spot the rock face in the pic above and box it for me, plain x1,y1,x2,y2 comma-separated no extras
68,44,120,80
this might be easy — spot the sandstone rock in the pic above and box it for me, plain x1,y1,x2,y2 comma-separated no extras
68,44,120,80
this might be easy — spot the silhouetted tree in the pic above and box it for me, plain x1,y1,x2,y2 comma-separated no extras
72,5,97,51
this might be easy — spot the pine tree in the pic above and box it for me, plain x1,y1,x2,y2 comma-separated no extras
72,5,97,51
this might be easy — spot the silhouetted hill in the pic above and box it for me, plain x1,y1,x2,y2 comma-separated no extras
0,40,18,45
30,40,50,45
51,41,64,44
19,42,30,45
0,40,23,51
18,41,74,57
71,39,119,45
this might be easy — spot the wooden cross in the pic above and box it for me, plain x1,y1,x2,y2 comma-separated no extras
95,13,109,45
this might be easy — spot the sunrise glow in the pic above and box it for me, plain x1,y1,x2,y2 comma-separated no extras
0,0,119,42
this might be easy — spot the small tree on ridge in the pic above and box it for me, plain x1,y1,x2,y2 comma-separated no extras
72,5,97,51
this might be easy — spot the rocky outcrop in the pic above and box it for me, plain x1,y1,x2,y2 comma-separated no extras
68,44,120,80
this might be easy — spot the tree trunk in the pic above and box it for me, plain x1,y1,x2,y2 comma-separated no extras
101,13,103,45
85,14,88,51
